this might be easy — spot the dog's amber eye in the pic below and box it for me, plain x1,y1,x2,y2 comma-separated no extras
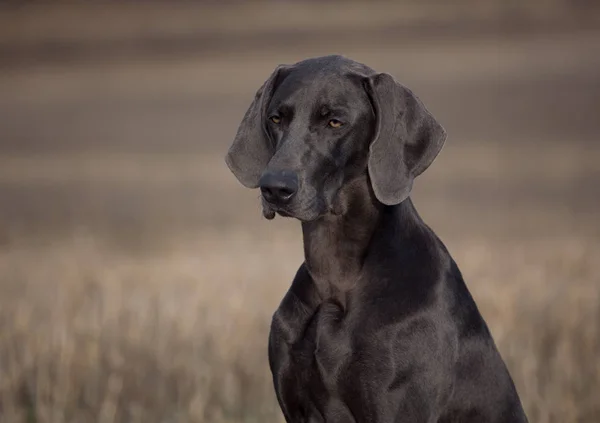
328,119,343,128
270,116,281,124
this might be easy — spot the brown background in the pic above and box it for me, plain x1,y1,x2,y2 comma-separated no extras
0,1,599,422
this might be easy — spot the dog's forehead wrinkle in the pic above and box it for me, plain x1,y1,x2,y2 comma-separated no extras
272,78,365,121
270,56,373,114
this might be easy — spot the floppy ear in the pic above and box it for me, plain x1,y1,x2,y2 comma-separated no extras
225,65,289,188
365,73,447,205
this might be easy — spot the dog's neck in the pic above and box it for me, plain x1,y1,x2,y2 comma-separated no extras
301,176,383,301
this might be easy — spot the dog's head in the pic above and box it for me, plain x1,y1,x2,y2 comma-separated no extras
225,55,446,221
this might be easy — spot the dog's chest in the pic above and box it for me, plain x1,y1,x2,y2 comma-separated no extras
308,301,353,383
290,300,352,383
271,300,357,421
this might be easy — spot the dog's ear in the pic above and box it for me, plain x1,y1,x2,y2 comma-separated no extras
225,65,289,188
365,73,446,205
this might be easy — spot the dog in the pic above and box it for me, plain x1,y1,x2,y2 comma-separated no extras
225,55,528,423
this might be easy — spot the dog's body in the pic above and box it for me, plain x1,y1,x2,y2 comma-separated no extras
226,55,528,423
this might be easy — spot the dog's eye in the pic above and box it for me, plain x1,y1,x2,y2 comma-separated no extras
269,116,281,124
328,119,343,128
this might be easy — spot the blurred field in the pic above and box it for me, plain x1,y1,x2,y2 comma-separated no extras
0,2,599,422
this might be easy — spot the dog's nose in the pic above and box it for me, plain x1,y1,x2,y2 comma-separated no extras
259,170,298,204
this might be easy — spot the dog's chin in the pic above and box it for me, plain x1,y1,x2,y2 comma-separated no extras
262,201,324,222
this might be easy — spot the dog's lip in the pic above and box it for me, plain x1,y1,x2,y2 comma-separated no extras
262,195,324,221
265,203,293,217
263,203,305,220
261,196,291,218
261,197,285,211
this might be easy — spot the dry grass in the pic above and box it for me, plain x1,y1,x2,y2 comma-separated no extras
0,226,598,423
0,231,297,423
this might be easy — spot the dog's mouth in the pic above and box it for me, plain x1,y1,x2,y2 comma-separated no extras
261,196,323,222
261,202,294,220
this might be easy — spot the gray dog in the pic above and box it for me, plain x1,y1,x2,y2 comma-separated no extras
226,55,528,423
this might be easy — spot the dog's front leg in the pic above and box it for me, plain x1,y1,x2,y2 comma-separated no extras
269,264,322,423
